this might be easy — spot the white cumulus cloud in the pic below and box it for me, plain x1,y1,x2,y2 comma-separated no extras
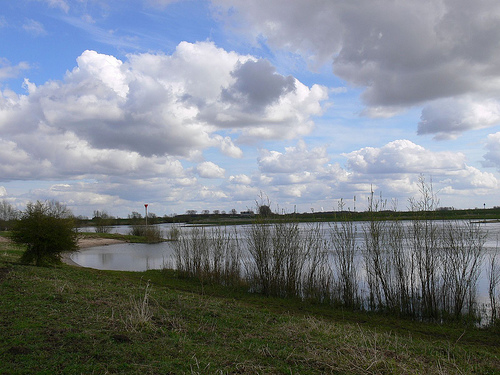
344,140,465,174
195,161,226,179
0,42,327,164
0,40,328,196
419,97,500,140
258,140,329,173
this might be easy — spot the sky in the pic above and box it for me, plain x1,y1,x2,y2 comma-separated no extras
1,0,500,218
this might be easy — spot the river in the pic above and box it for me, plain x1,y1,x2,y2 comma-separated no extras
71,220,500,303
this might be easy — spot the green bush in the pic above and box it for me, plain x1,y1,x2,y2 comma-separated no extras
12,201,78,266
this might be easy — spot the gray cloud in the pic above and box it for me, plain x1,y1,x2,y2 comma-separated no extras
222,59,296,112
213,0,500,137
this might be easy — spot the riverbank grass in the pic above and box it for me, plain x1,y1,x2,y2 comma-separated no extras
0,241,499,374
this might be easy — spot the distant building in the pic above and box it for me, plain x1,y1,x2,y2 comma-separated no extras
240,210,255,218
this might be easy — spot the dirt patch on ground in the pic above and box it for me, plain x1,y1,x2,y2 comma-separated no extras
0,236,11,243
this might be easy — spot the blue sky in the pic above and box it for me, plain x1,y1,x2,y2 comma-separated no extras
1,0,500,217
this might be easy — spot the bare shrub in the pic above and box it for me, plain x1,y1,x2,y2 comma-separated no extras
245,215,308,298
407,176,484,321
441,221,485,320
301,222,331,303
488,254,500,323
207,226,241,285
329,219,359,308
408,176,442,319
363,190,397,312
273,220,304,297
168,225,180,241
170,183,488,323
388,219,415,316
245,218,273,294
360,177,485,322
173,226,241,286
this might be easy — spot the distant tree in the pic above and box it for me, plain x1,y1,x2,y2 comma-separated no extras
147,212,158,225
255,191,273,218
0,200,19,230
230,208,237,216
12,201,78,266
213,210,220,215
128,211,142,219
128,211,143,225
186,210,197,216
201,210,210,215
93,210,114,233
258,205,272,218
0,200,19,221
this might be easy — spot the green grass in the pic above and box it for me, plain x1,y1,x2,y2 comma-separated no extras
1,240,499,374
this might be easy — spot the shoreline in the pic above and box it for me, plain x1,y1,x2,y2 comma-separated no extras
77,237,126,249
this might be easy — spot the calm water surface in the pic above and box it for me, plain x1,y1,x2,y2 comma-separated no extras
71,242,176,271
72,221,500,300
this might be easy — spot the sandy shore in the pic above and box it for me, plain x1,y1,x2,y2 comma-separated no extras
77,237,126,249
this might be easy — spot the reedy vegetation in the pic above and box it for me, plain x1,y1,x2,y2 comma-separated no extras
173,179,499,325
488,253,500,324
173,226,241,286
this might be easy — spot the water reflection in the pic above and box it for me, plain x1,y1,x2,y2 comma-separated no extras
70,242,175,271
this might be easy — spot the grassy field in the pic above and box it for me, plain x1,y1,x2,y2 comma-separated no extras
1,240,499,374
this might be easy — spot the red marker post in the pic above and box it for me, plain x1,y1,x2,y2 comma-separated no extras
144,204,148,226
